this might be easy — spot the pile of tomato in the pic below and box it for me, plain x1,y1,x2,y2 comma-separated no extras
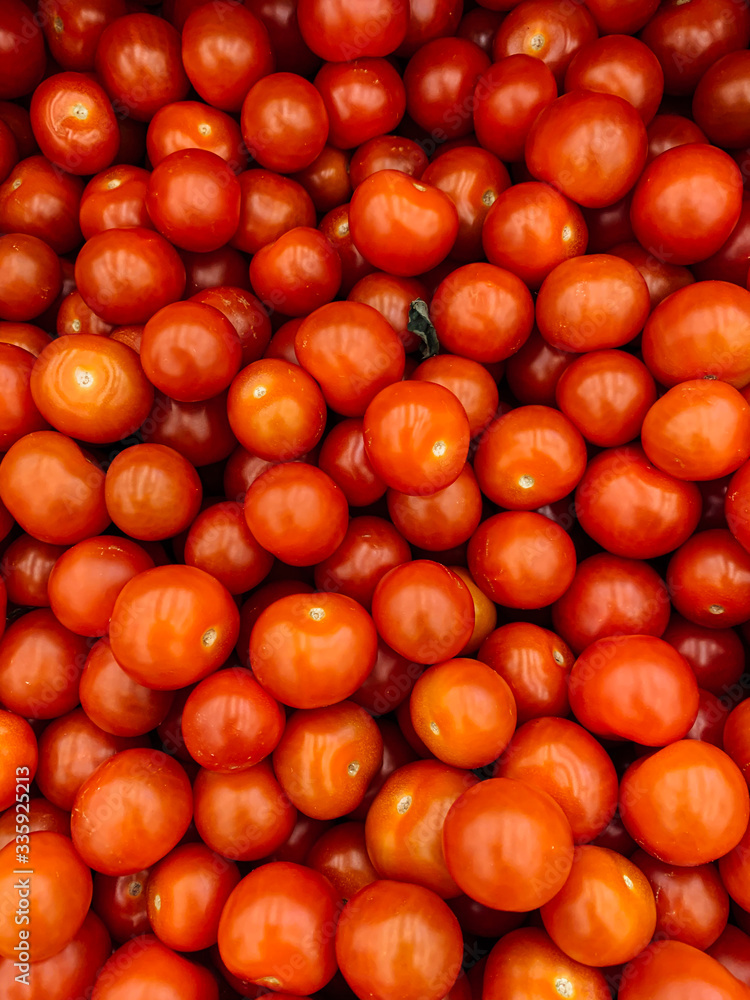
5,0,750,997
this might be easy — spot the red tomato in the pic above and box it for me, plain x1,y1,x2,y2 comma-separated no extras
667,529,750,629
564,35,664,124
218,862,339,994
0,233,61,323
349,169,459,276
412,354,499,437
694,50,750,149
0,156,83,255
505,326,575,405
493,0,597,83
250,226,342,317
306,821,378,900
314,515,411,609
232,170,316,255
181,3,274,113
92,935,218,1000
317,418,387,507
474,55,557,163
569,634,699,746
526,91,647,208
297,0,408,61
0,0,46,100
708,926,750,988
0,535,63,607
0,343,48,449
349,135,428,187
404,37,490,139
184,501,274,595
0,710,37,811
336,880,463,1000
242,73,329,173
147,101,246,171
246,0,321,74
292,145,352,213
42,0,128,72
630,144,743,266
78,165,151,239
662,613,746,696
250,590,378,708
618,939,749,1000
315,58,405,149
141,391,237,468
647,112,708,164
30,72,118,176
620,741,749,865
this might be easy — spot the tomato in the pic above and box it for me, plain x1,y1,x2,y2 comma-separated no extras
468,510,576,609
631,848,729,950
474,55,557,163
336,880,463,1000
667,529,750,629
105,442,201,541
385,464,479,553
184,502,273,596
317,418,387,506
349,169,459,276
147,843,240,953
78,166,150,240
0,831,91,962
372,560,474,663
297,0,408,61
575,444,702,559
147,102,245,174
181,3,274,113
457,7,504,55
314,58,405,149
81,637,173,738
190,286,271,367
505,327,575,405
292,145,352,213
364,381,470,495
109,565,238,690
349,135,428,187
0,0,45,99
444,776,574,910
693,50,750,152
92,867,149,942
72,748,192,876
618,939,748,1000
273,701,383,818
0,321,52,356
565,35,664,124
483,927,611,1000
250,226,342,317
181,246,251,296
620,741,749,865
536,254,650,353
30,72,118,176
541,846,656,966
493,0,596,82
246,0,321,75
92,935,218,1000
553,554,669,654
75,227,186,326
0,233,61,323
526,91,647,209
250,590,378,708
631,144,743,266
232,170,315,256
0,535,63,607
318,201,375,294
141,391,236,468
182,667,284,772
708,926,750,987
404,38,489,140
0,710,36,811
570,634,699,746
242,73,328,173
411,357,496,439
219,862,339,994
95,14,189,122
56,289,112,338
0,156,83,255
306,821,378,900
0,343,47,450
663,614,745,696
314,515,411,609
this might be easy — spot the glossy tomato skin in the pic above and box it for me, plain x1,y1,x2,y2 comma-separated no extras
620,741,750,866
0,710,37,812
349,169,459,276
618,939,749,1000
317,418,387,506
1,535,63,607
0,233,61,323
0,156,83,255
74,227,186,326
569,634,699,746
297,0,408,61
79,165,151,239
241,73,329,174
335,880,463,1000
146,101,246,171
250,226,342,317
474,55,557,163
91,935,219,1000
526,91,647,209
662,613,745,696
184,501,274,595
404,37,490,139
314,58,405,149
0,343,48,450
181,3,274,113
0,0,46,100
693,50,750,149
493,0,597,83
95,14,189,122
314,515,411,609
667,529,750,629
565,34,663,125
81,638,173,738
630,144,743,266
575,445,702,559
218,862,339,994
411,354,499,437
306,821,378,900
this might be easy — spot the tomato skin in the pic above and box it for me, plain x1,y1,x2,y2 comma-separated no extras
0,233,61,323
0,831,92,962
0,0,46,100
575,444,702,560
631,144,743,266
242,73,329,174
317,418,387,507
0,155,83,255
708,925,750,987
483,926,612,1000
444,777,574,911
335,880,463,1000
0,343,48,450
314,58,405,149
569,634,699,746
526,91,647,209
552,553,670,654
0,710,37,811
468,511,577,609
75,227,186,326
474,55,557,163
30,72,119,176
92,935,219,1000
181,3,274,113
233,171,316,256
218,862,339,994
693,50,750,150
618,939,749,1000
0,321,52,357
565,34,664,125
95,14,189,122
349,169,459,277
349,135,428,188
250,226,342,317
79,165,151,240
0,430,109,545
404,37,490,139
250,591,378,709
306,821,378,900
620,741,750,866
41,0,127,72
314,515,411,610
292,144,352,213
493,0,597,83
412,355,499,438
297,0,409,61
1,535,63,607
667,529,750,630
387,464,481,553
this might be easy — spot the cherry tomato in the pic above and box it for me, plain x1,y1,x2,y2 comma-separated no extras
250,226,342,317
618,939,748,1000
42,0,128,72
314,515,412,609
242,73,329,173
297,0,409,61
306,821,378,900
0,233,61,323
0,710,37,811
405,37,490,139
30,72,118,176
315,58,405,149
564,34,664,124
317,418,387,507
91,935,219,1000
0,155,83,255
0,0,46,100
474,55,557,163
667,528,750,629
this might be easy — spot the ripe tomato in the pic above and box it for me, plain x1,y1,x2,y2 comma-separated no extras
0,233,61,323
141,391,237,468
181,3,274,113
526,92,647,209
0,0,46,100
387,463,481,551
474,55,557,163
297,0,408,61
0,343,48,450
92,935,218,1000
708,926,750,987
306,821,378,900
79,164,151,237
0,156,83,255
349,169,459,276
483,927,611,1000
404,37,489,139
0,535,63,607
292,145,352,213
564,34,664,124
314,515,411,609
184,502,274,596
443,776,574,910
30,72,118,176
667,529,750,629
493,0,596,82
250,590,378,708
242,73,328,173
618,939,748,1000
336,880,463,1000
219,862,339,994
620,741,749,865
317,418,387,506
273,701,383,818
0,831,92,961
315,58,405,149
372,560,474,663
41,0,127,72
349,135,428,187
541,846,656,966
250,226,342,316
232,170,316,255
80,638,173,738
693,50,750,149
0,710,36,811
